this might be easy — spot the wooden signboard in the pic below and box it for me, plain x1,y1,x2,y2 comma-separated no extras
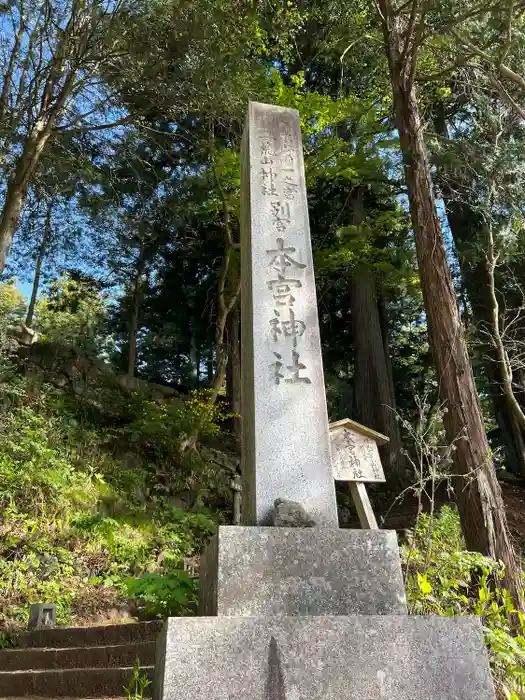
329,418,389,530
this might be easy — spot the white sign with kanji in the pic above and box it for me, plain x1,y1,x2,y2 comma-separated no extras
329,419,387,483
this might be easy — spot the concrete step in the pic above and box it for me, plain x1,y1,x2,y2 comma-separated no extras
15,622,161,650
0,642,156,672
0,666,154,697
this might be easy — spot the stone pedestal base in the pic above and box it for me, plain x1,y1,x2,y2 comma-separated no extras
154,615,495,700
199,527,406,616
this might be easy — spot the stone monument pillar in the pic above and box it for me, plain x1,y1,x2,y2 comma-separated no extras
240,102,337,526
153,103,497,700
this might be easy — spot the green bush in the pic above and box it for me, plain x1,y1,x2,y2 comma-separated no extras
403,506,525,699
0,374,223,630
0,316,233,629
35,275,108,353
118,389,234,508
0,631,17,649
124,571,198,618
0,280,26,324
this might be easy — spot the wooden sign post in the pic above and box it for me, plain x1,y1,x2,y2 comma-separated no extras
329,418,389,529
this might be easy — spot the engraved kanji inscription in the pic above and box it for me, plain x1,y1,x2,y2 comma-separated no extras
276,131,295,167
269,313,282,341
278,151,294,168
340,433,365,479
273,290,295,306
270,201,291,233
260,136,273,165
330,428,386,482
364,439,383,480
268,275,300,306
270,352,284,385
283,176,299,201
267,238,306,277
285,350,311,384
255,118,312,391
267,275,302,292
269,309,306,346
277,131,294,151
261,167,277,196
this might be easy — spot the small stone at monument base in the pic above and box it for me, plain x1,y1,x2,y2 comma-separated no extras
153,615,496,700
199,527,406,616
272,498,316,527
28,603,56,630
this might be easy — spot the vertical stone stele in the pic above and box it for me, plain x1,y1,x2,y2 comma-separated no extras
240,101,338,526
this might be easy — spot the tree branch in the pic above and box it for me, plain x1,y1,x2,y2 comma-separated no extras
57,115,132,134
438,2,502,34
452,28,525,93
401,0,421,61
0,8,25,126
500,0,515,66
488,74,525,120
395,0,414,14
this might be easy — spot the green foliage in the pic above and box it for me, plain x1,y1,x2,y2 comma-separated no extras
124,571,198,618
0,281,26,325
35,274,108,353
125,389,226,447
0,281,27,385
0,371,226,630
0,631,16,649
120,389,234,505
0,399,101,519
403,506,525,699
124,657,152,700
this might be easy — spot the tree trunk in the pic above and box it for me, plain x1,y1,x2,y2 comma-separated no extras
0,15,24,127
127,296,140,379
0,33,80,273
447,219,525,475
378,292,405,480
26,201,52,327
189,329,199,383
127,243,147,378
0,124,52,271
351,265,404,482
350,191,404,483
179,185,240,456
208,235,240,402
206,154,242,404
209,305,229,399
434,106,525,478
226,302,242,444
486,225,525,436
377,0,523,607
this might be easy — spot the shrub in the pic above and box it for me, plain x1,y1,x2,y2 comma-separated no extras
123,571,198,618
35,275,108,354
403,506,525,699
118,389,234,507
0,377,220,629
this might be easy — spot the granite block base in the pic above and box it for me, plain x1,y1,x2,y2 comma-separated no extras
199,526,407,616
154,614,495,700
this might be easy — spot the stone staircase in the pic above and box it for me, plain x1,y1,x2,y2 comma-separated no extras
0,621,161,698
